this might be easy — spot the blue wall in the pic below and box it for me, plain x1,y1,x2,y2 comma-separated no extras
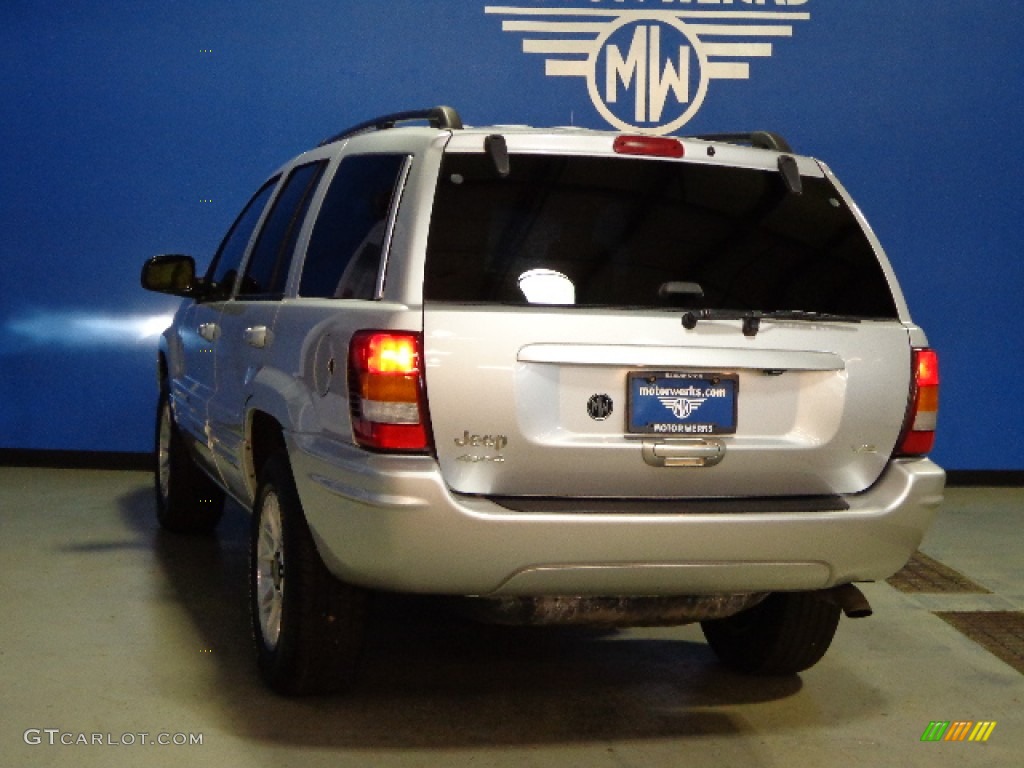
2,1,1022,469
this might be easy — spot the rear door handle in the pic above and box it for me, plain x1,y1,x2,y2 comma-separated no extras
198,322,219,342
243,326,269,348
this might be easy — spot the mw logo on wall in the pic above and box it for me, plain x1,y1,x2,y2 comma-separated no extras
486,1,811,134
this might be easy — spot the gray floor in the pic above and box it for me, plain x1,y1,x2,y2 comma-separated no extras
1,467,1021,767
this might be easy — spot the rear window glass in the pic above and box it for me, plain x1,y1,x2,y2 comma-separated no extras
424,153,898,318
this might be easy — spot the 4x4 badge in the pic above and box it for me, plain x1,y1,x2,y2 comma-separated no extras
587,394,614,421
454,431,508,463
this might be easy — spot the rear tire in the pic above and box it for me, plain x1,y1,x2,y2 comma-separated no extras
700,591,841,675
154,389,224,534
250,451,369,695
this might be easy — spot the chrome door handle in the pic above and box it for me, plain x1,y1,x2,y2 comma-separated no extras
198,322,219,342
243,326,269,348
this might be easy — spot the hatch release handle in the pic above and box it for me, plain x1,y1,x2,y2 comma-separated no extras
642,438,726,468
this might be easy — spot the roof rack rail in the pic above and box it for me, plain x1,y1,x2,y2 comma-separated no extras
319,106,463,147
694,131,793,153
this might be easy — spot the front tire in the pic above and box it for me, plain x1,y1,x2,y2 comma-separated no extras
250,451,369,695
154,389,224,534
700,591,841,675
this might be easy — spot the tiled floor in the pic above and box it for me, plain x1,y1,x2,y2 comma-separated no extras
1,468,1021,767
887,550,990,594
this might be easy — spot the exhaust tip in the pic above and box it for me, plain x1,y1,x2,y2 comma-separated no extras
823,583,873,619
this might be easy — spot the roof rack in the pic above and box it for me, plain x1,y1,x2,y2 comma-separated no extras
693,131,793,153
318,106,463,147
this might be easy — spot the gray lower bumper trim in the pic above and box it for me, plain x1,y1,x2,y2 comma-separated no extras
480,494,850,515
462,593,769,627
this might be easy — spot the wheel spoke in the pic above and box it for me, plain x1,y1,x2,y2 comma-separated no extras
157,404,172,502
256,492,284,649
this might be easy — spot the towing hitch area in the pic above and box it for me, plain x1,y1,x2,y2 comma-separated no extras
462,585,873,628
462,593,769,627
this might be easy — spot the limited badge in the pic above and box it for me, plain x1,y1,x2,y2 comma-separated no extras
587,394,614,421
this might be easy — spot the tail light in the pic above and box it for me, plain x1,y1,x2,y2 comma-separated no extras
348,331,430,452
895,348,939,456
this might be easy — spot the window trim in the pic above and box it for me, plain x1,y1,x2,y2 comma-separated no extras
374,155,414,299
201,175,281,303
236,160,329,301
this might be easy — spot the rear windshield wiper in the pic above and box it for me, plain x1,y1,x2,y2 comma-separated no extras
681,309,862,337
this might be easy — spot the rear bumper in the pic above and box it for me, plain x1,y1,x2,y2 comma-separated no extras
290,434,945,596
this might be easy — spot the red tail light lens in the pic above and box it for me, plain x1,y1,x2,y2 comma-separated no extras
895,348,939,456
613,135,685,159
348,331,430,452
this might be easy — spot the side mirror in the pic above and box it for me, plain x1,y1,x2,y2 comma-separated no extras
141,254,197,297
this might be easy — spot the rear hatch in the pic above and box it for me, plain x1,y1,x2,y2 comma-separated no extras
421,133,910,500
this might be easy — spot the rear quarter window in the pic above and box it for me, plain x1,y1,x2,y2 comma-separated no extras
299,153,409,300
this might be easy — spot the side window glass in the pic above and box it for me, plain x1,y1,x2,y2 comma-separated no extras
204,177,279,301
299,154,408,299
238,161,327,299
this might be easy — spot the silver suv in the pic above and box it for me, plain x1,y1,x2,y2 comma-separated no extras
142,106,945,694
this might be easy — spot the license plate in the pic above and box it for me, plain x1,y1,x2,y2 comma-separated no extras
627,372,738,435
